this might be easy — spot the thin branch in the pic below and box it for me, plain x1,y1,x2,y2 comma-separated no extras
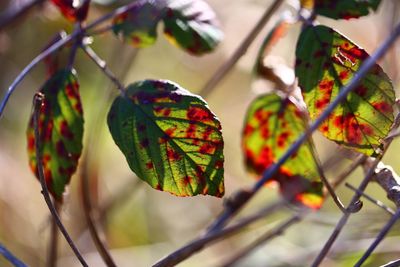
381,259,400,267
0,0,147,118
33,93,88,267
0,243,27,267
354,208,400,267
206,21,400,234
0,0,45,30
345,183,395,215
198,0,285,97
330,154,367,189
152,200,286,267
80,156,117,267
47,201,61,267
67,24,84,70
372,164,400,208
80,44,126,94
220,213,302,267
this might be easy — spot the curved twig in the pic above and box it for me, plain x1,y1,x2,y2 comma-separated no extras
33,93,88,267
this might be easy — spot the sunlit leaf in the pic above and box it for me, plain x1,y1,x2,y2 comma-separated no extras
27,70,84,200
242,93,323,209
162,0,223,55
107,80,224,197
314,0,381,20
112,2,162,48
295,25,395,156
51,0,90,22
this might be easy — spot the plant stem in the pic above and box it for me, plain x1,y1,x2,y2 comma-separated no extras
220,214,302,267
206,21,400,234
80,156,117,267
198,0,285,97
80,44,125,94
345,182,395,215
354,209,400,267
0,0,147,119
33,93,88,267
47,201,60,267
152,200,286,267
0,243,27,267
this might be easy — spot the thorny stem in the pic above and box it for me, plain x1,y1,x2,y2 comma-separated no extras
198,0,285,97
33,93,88,267
206,21,400,235
0,0,148,118
220,214,303,267
354,209,400,267
152,200,286,267
80,44,126,94
345,183,395,215
0,243,27,267
47,201,61,267
80,157,117,267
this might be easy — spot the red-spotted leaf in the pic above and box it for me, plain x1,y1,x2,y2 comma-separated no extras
162,0,223,55
27,69,84,201
107,80,224,197
295,25,395,156
112,2,163,48
243,93,323,209
314,0,381,20
51,0,90,22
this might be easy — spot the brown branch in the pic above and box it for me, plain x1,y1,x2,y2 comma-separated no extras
372,164,400,208
33,93,88,267
152,200,286,267
47,201,60,267
219,213,302,267
80,156,117,267
198,0,285,97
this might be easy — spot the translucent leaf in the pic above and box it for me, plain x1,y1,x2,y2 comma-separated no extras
107,80,224,197
112,2,162,48
314,0,381,20
162,0,223,55
51,0,90,22
295,25,395,156
242,93,323,209
27,70,84,200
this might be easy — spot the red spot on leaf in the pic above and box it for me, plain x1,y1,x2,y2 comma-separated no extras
166,148,181,161
373,101,393,114
199,143,215,154
186,124,197,139
215,160,223,169
56,140,68,158
354,85,368,97
277,132,290,148
187,106,211,121
146,161,153,169
202,126,213,140
339,70,349,80
140,138,149,148
60,120,74,140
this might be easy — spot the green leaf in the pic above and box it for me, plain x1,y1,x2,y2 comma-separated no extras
295,25,395,156
242,93,323,209
112,2,162,48
107,80,224,197
162,0,223,55
315,0,381,20
27,70,84,200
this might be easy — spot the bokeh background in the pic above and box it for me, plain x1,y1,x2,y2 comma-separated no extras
1,0,400,266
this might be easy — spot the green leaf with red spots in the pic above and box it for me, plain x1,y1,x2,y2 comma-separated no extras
107,79,224,197
295,25,395,156
242,93,323,209
315,0,381,20
27,69,84,201
162,0,223,55
51,0,90,22
112,2,163,48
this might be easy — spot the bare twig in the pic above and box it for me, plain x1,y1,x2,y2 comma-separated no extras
206,21,400,235
80,44,126,94
345,183,395,215
80,156,117,267
0,0,147,118
372,164,400,208
220,213,302,267
199,0,285,97
152,200,286,267
0,0,45,30
381,259,400,267
0,243,27,267
330,154,367,189
47,201,61,267
354,208,400,267
33,93,88,267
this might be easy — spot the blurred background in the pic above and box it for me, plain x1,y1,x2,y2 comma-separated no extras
0,0,400,266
